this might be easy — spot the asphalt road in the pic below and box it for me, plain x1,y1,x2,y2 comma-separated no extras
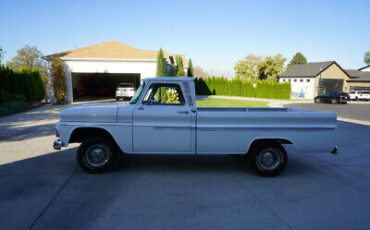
1,104,370,230
286,103,370,122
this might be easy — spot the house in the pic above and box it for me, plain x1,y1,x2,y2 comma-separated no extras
43,41,188,103
278,61,351,99
345,65,370,92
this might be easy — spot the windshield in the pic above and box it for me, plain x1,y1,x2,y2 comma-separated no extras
118,83,134,88
129,83,145,104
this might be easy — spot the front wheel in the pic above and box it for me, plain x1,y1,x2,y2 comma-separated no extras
331,98,337,104
77,136,117,173
249,143,287,177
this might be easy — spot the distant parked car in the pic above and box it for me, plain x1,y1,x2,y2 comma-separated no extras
115,83,135,101
314,92,350,104
349,91,370,101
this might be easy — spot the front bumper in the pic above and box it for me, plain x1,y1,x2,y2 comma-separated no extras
53,139,63,150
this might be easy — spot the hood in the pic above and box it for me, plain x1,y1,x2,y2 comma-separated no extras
59,103,120,122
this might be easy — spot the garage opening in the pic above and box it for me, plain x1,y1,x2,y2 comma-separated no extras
318,79,344,94
72,73,140,101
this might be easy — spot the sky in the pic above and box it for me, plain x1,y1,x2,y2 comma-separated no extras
0,0,369,76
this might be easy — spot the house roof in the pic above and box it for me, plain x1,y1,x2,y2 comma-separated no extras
44,40,187,67
345,69,370,82
358,65,370,71
279,61,336,78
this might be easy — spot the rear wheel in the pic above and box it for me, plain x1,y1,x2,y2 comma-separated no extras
314,98,320,103
77,136,117,173
248,143,287,177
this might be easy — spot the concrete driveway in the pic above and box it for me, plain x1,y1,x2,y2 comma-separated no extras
1,104,370,229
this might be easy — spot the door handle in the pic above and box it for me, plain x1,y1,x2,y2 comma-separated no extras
137,106,144,110
177,110,189,114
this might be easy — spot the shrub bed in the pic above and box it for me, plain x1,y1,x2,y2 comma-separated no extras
0,101,29,117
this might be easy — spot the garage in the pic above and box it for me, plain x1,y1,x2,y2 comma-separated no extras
44,41,188,103
71,73,140,100
319,79,344,93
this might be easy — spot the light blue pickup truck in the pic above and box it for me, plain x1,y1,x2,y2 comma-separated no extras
54,77,338,176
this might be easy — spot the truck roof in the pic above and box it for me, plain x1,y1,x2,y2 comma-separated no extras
143,77,194,82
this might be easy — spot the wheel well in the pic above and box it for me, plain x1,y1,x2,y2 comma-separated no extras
69,127,116,144
247,138,292,154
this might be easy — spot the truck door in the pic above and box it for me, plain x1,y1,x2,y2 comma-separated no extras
133,82,194,154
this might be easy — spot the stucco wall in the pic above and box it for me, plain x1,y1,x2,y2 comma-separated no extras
279,77,315,99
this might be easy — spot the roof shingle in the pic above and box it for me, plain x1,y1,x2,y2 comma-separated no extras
46,40,187,67
279,61,335,78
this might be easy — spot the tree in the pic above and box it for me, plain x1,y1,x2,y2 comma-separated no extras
233,54,261,81
0,46,5,65
187,59,194,77
51,55,66,104
194,65,208,78
365,51,370,65
166,64,176,76
156,48,166,77
176,56,185,76
287,52,307,68
257,54,286,81
7,45,47,75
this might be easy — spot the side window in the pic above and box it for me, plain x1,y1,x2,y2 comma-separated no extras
142,83,185,105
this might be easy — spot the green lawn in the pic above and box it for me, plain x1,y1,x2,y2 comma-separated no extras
196,97,268,107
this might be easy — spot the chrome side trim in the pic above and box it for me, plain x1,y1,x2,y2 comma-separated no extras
198,126,336,131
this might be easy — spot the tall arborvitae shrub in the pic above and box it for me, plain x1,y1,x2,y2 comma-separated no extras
187,59,194,77
176,56,185,76
194,76,290,99
156,48,166,77
51,55,66,104
0,66,45,102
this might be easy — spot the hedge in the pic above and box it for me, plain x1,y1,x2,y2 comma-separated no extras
0,66,45,103
195,76,291,99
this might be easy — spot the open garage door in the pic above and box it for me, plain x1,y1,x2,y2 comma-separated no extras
318,79,344,94
72,73,140,101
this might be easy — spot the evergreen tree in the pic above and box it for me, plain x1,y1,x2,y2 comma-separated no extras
156,48,166,77
176,56,185,76
364,51,370,65
51,55,66,104
187,59,194,77
287,52,307,68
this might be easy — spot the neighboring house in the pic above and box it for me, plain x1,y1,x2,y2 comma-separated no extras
345,66,370,92
358,65,370,72
43,41,188,103
278,61,351,99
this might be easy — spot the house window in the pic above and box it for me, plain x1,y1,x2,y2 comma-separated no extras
300,79,303,82
282,79,285,82
307,79,310,82
288,79,291,82
294,79,297,82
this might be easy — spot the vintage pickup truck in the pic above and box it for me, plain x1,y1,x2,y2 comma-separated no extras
54,77,338,176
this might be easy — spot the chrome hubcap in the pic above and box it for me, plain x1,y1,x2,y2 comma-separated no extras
257,148,281,170
85,144,110,167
